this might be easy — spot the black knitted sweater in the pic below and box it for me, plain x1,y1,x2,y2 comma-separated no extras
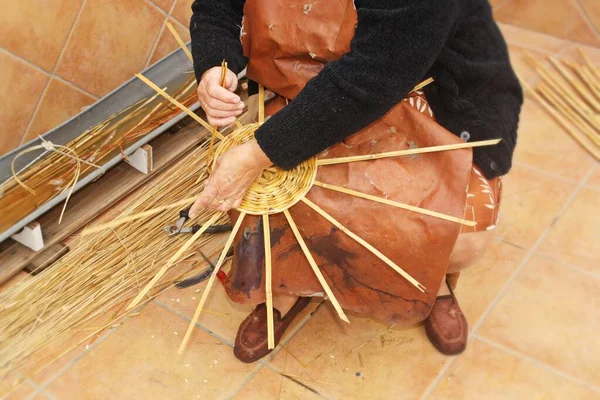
190,0,522,178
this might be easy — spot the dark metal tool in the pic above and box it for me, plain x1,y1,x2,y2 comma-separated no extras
163,209,232,236
164,209,234,288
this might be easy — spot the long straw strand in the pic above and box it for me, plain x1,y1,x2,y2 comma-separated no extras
317,139,501,166
283,209,349,323
300,197,426,292
314,181,476,226
521,79,600,159
135,73,223,139
165,22,193,62
178,212,246,354
263,214,275,349
127,212,222,309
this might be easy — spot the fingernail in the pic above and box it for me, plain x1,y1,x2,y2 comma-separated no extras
238,102,245,109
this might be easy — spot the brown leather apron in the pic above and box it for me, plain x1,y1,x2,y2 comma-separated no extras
223,0,500,325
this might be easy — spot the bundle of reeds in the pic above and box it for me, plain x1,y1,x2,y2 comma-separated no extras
0,138,227,384
0,75,199,233
523,49,600,160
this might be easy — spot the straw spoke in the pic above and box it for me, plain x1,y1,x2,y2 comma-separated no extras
282,210,349,323
178,212,246,354
300,197,426,292
263,214,275,349
166,22,193,62
314,181,476,226
127,212,222,310
135,73,223,139
317,139,501,166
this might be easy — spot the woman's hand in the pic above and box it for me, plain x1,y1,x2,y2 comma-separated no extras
189,139,273,217
197,66,245,127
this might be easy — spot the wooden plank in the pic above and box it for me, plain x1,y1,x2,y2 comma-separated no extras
24,243,69,275
0,117,209,285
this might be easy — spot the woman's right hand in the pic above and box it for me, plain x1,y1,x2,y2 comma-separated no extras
197,66,246,127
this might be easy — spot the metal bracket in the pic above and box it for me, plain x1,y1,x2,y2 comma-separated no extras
11,222,45,252
125,144,153,174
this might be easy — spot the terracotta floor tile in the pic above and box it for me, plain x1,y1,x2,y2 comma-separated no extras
557,43,600,66
506,45,548,84
538,188,600,273
498,23,571,55
0,51,49,157
268,305,448,400
171,0,193,27
479,256,600,386
148,18,192,66
233,365,323,400
2,381,37,400
587,168,600,190
493,0,600,47
496,164,576,249
429,338,597,400
150,0,175,13
0,372,32,398
513,99,596,182
579,0,600,35
23,77,96,142
44,302,256,399
453,239,528,327
55,0,165,97
0,0,82,71
156,258,322,345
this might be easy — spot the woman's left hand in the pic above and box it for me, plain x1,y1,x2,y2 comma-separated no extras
189,139,272,217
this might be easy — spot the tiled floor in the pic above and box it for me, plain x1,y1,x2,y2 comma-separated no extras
1,23,599,400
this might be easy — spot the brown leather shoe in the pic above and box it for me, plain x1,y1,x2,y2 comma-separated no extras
424,284,468,355
234,297,311,363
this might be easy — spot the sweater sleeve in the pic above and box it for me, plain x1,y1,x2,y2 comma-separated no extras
255,0,460,170
190,0,247,82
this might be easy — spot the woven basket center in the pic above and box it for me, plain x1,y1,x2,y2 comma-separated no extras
213,123,317,215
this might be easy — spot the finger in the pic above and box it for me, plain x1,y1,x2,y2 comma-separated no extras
204,98,245,112
215,202,232,213
225,73,238,92
189,184,218,218
207,84,241,104
205,108,243,120
207,116,236,127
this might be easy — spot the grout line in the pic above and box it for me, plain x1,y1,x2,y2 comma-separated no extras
512,161,582,185
261,300,325,363
225,363,264,400
49,0,87,73
419,355,458,399
0,47,52,75
574,0,600,39
37,302,151,391
492,0,512,12
20,0,89,146
535,253,600,281
470,165,596,335
144,17,169,68
39,324,121,390
19,377,56,400
421,165,597,399
145,0,170,17
144,0,179,68
153,299,234,346
53,75,100,100
473,335,600,394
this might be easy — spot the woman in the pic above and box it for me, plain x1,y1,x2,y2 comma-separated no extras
188,0,522,362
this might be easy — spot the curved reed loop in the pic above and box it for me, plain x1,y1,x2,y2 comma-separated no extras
213,123,318,215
